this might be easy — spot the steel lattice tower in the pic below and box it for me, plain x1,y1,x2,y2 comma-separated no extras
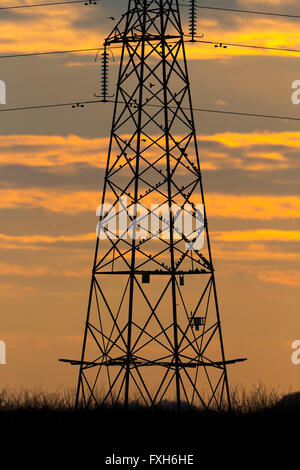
61,0,245,410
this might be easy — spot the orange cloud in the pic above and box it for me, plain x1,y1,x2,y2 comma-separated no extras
1,229,299,248
0,262,89,278
246,152,287,162
0,188,101,213
214,245,299,261
0,233,95,245
0,188,299,219
0,5,105,54
240,0,297,6
0,132,298,172
258,270,300,287
189,6,300,60
0,135,108,168
213,230,300,242
206,194,300,219
0,262,50,276
0,4,298,61
200,131,300,149
0,229,298,269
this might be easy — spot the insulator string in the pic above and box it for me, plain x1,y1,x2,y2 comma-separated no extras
100,46,109,102
189,0,197,42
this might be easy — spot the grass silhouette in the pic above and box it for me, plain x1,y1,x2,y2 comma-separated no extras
0,384,298,465
0,383,293,413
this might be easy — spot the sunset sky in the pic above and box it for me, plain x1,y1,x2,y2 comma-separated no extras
0,0,299,395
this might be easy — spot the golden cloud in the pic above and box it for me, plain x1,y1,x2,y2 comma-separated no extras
0,188,299,219
0,262,89,278
0,131,298,172
258,270,300,287
201,131,300,149
214,246,299,261
213,230,300,242
0,232,95,245
0,5,105,53
1,229,299,247
0,3,298,61
0,135,109,168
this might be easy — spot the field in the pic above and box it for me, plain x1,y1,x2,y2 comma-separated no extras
0,384,298,466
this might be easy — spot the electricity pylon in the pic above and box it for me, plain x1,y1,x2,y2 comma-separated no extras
61,0,245,410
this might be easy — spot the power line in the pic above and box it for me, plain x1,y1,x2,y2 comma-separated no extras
0,99,102,112
191,107,300,122
146,101,300,122
0,47,100,59
1,98,300,122
190,36,300,55
0,1,94,11
0,44,129,60
0,1,297,19
1,36,300,61
180,2,300,20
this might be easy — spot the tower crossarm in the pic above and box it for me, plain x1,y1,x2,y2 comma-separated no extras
105,34,181,46
60,358,247,368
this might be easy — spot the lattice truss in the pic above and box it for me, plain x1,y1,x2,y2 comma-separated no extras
62,0,244,410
